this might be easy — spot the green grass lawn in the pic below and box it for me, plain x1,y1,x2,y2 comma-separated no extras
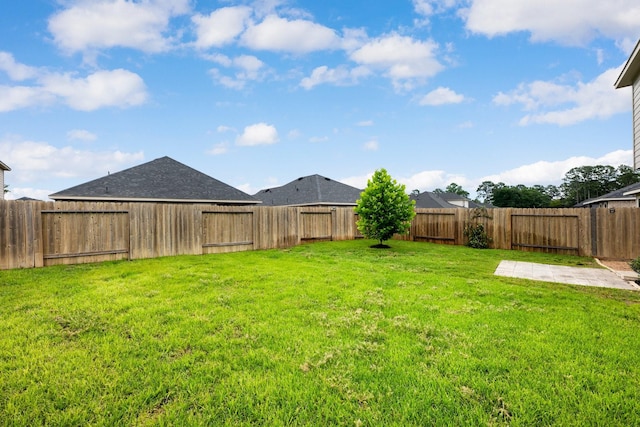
1,240,639,426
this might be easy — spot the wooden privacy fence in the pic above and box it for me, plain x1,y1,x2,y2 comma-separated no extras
0,201,358,269
1,201,639,270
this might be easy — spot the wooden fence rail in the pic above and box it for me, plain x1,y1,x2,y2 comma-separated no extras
1,201,639,270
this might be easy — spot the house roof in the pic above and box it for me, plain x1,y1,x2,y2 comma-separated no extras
615,39,640,88
410,191,458,208
578,181,640,206
49,156,258,204
254,174,362,206
437,192,471,203
0,160,10,171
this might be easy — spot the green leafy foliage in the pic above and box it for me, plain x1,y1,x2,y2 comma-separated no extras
463,208,492,249
492,184,552,208
630,257,640,274
354,168,416,246
463,223,490,249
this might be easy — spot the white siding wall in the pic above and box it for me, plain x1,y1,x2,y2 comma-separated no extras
0,171,4,200
634,77,640,170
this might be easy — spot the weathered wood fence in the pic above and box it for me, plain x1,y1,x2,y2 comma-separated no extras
1,201,639,270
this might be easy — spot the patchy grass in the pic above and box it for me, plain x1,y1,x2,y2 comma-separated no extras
1,240,639,426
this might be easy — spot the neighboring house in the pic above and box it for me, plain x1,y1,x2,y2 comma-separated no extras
50,156,258,205
437,192,473,208
0,160,10,201
254,174,362,207
615,39,640,207
615,38,640,171
577,181,640,208
411,191,483,209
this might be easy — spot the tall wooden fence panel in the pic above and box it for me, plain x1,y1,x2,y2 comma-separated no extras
0,200,40,269
41,208,130,266
510,210,584,256
595,207,640,259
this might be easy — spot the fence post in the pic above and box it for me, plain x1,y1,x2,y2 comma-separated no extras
590,207,598,258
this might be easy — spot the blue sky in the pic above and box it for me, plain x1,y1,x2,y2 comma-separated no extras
1,0,639,200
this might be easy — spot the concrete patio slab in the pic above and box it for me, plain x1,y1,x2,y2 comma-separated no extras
495,261,639,291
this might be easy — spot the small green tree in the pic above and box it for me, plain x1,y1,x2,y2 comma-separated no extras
355,168,416,247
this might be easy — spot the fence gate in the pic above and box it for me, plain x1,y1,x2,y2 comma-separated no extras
202,210,254,253
511,213,580,255
41,209,130,266
300,211,333,241
412,212,457,244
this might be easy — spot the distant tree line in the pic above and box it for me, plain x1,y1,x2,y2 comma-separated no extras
437,165,640,208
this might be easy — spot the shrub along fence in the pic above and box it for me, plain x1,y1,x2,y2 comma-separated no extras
1,201,638,270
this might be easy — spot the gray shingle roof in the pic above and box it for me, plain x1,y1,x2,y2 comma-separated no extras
49,156,257,204
410,192,457,208
0,160,10,171
254,174,362,206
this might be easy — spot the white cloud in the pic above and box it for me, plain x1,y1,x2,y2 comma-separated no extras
350,34,444,90
208,54,266,89
235,182,256,195
0,61,147,112
67,129,97,142
461,0,640,46
192,6,252,49
413,0,435,17
419,86,465,106
241,14,340,53
493,66,630,126
48,0,190,56
300,65,371,89
400,170,462,192
0,52,38,81
0,136,144,184
0,86,54,112
357,120,374,127
288,129,302,139
217,125,234,133
340,172,373,190
363,140,379,151
479,149,633,186
0,54,147,112
40,69,148,111
207,142,229,155
236,122,279,146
